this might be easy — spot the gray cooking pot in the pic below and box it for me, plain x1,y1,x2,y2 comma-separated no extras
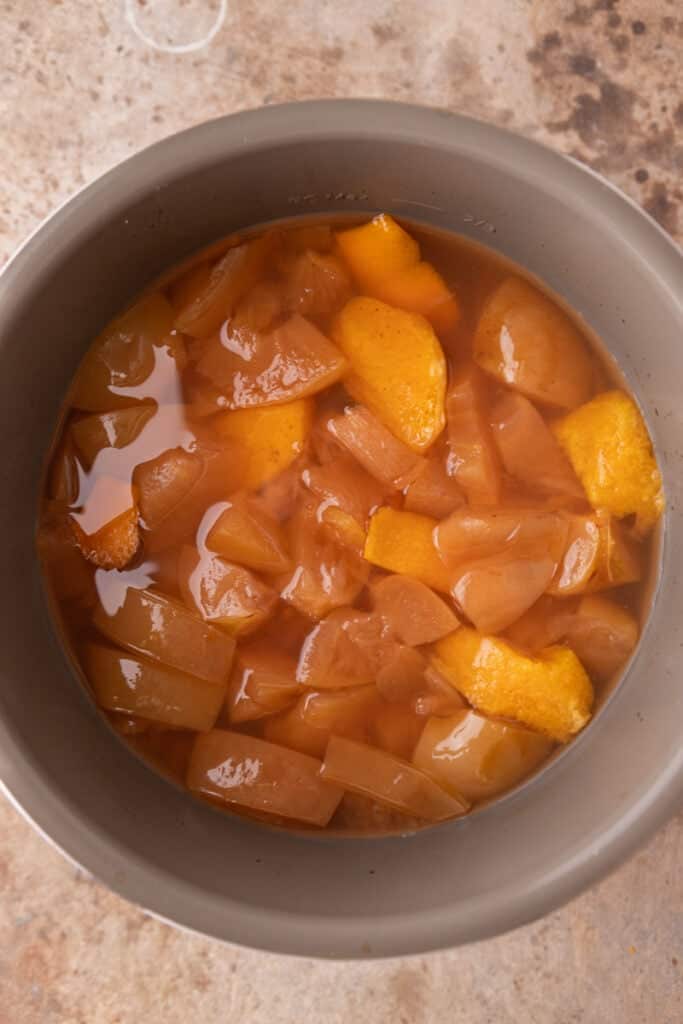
0,101,681,959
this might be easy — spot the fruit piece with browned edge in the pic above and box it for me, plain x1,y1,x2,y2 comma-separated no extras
413,710,553,802
187,730,343,827
85,643,225,731
432,627,593,742
69,476,140,570
321,736,468,821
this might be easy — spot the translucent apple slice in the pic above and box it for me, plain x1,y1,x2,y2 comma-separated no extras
84,643,225,731
226,646,300,724
413,710,553,802
195,314,347,408
207,493,291,574
93,586,234,684
187,730,343,826
326,404,423,490
177,546,278,637
296,608,392,688
321,736,468,820
371,574,459,646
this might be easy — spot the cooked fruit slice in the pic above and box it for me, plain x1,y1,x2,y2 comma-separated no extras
296,608,392,689
336,214,459,332
93,586,234,684
85,643,224,731
371,574,459,646
370,704,426,760
326,404,423,490
474,277,594,410
206,494,291,574
303,456,384,528
232,280,284,332
263,700,333,759
549,512,641,596
187,730,343,826
435,507,568,570
135,447,202,529
564,595,639,680
135,442,246,553
413,665,467,718
301,455,384,554
226,646,300,723
553,390,664,533
372,261,460,334
195,314,347,408
284,249,351,316
70,293,176,411
321,736,468,820
490,391,585,500
177,546,278,637
432,627,593,742
175,233,278,337
212,398,313,490
71,404,157,468
375,645,428,703
364,507,451,594
281,498,369,619
446,365,502,505
403,446,464,518
253,456,307,522
332,297,447,452
336,214,420,286
504,595,579,652
413,710,553,802
451,552,557,634
69,476,139,570
301,685,378,731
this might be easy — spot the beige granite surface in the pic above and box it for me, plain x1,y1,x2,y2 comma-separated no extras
0,0,681,1020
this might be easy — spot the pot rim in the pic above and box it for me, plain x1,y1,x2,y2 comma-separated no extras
1,99,681,959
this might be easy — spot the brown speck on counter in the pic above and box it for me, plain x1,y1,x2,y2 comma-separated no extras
0,0,680,1018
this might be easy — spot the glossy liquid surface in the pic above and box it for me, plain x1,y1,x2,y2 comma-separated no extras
37,214,663,835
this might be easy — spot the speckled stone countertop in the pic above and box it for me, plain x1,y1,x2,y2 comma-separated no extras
0,2,681,1021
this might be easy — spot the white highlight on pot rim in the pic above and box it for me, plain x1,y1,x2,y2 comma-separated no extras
125,0,228,55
